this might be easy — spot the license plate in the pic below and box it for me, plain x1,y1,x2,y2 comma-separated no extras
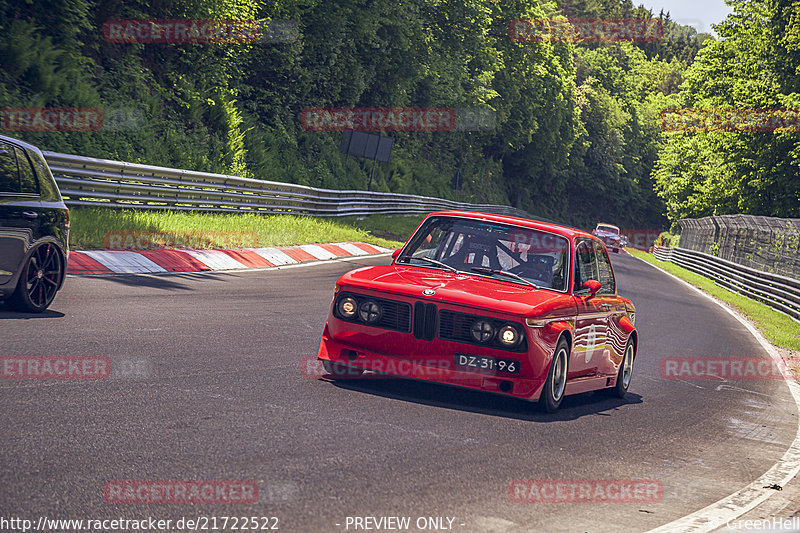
454,353,520,374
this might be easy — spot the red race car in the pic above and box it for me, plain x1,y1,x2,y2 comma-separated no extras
317,211,637,412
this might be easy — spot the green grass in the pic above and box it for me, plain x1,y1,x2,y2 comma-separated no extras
69,207,420,251
628,248,800,352
338,214,425,243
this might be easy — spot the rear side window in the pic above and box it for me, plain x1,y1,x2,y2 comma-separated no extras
14,146,39,195
0,141,18,193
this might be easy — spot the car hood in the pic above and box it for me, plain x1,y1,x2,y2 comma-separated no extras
338,265,572,317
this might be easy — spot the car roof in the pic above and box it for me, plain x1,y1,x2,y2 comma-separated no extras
427,211,594,240
0,133,44,155
596,223,620,230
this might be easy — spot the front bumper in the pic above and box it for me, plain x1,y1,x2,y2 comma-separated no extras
317,323,548,401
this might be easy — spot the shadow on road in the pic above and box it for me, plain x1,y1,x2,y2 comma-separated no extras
70,271,238,290
325,376,643,421
0,305,65,320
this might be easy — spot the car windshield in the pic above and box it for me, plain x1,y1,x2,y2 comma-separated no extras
397,216,570,292
597,225,619,234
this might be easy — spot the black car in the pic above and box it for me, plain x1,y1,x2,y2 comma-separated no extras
0,134,68,312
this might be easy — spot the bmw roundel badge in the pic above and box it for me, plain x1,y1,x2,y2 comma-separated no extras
422,289,436,296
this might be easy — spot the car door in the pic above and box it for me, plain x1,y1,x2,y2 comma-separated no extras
0,140,42,286
571,239,609,378
593,239,628,376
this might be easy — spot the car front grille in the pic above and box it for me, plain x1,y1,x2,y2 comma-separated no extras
413,302,437,340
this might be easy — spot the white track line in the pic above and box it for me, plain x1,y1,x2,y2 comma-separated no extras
635,256,800,533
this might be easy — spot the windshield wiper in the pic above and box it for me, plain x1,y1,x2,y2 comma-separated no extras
471,267,539,288
412,256,461,274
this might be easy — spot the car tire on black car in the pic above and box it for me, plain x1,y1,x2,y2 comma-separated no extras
540,337,570,413
9,243,64,313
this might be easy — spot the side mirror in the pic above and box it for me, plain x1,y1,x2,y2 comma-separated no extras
391,248,402,261
582,279,601,295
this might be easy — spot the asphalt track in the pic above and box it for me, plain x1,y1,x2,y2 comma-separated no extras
1,253,797,532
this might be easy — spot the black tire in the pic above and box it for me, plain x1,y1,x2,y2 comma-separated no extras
10,243,63,313
540,337,570,413
322,359,365,378
610,337,635,398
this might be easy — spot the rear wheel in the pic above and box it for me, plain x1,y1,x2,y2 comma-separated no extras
540,338,569,413
610,338,635,398
10,243,63,312
322,360,365,378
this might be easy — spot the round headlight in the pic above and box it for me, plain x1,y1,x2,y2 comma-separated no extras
498,325,520,347
358,300,382,323
337,296,358,319
471,320,495,343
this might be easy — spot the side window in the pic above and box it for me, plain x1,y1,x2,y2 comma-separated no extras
0,141,20,194
14,146,39,195
594,240,616,294
574,240,598,292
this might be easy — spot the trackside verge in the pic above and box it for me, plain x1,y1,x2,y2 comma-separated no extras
67,242,391,275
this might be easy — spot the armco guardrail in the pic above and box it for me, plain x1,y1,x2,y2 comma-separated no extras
653,246,800,321
43,151,531,218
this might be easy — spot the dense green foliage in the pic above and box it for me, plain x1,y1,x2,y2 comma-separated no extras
2,0,714,229
654,0,800,221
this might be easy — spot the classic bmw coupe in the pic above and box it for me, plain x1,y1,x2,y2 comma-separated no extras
317,211,637,412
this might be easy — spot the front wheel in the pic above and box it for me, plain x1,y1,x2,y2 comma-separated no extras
610,338,635,398
322,360,365,378
540,338,569,413
10,243,63,312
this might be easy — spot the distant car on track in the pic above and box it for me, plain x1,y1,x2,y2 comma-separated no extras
592,223,622,253
0,134,69,312
317,211,637,412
